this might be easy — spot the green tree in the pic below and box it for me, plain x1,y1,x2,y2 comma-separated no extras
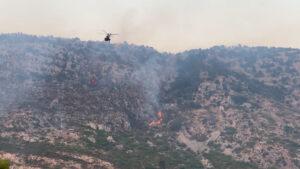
0,159,10,169
159,160,166,169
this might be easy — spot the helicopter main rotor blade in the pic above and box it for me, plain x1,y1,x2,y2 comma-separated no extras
102,30,108,34
110,34,119,36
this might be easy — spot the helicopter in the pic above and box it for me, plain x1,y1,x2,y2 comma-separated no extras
102,30,118,43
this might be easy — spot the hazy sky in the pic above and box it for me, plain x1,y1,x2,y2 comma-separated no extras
0,0,299,52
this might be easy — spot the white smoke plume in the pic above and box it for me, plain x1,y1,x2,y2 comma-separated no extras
131,57,162,119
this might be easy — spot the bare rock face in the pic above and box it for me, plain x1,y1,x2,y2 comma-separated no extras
0,34,299,169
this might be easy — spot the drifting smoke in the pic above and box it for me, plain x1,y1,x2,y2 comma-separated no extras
131,57,162,119
0,34,171,129
0,34,69,128
0,34,37,114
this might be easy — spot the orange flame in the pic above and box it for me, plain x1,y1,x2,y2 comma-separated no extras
149,112,163,127
158,111,162,118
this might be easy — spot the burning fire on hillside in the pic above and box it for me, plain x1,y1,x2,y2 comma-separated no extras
149,111,163,127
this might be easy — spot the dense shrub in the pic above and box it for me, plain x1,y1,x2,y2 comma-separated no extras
169,119,182,131
204,151,258,169
0,159,10,169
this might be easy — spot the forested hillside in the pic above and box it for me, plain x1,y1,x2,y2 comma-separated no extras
0,34,299,169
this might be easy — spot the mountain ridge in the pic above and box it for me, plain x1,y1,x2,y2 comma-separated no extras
0,33,299,169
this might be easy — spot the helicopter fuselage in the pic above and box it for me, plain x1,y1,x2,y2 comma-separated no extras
103,32,117,42
104,36,110,42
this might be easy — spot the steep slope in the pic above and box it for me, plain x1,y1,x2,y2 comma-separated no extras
164,47,300,169
0,34,299,169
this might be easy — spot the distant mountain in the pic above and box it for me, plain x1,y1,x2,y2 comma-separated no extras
0,33,299,169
